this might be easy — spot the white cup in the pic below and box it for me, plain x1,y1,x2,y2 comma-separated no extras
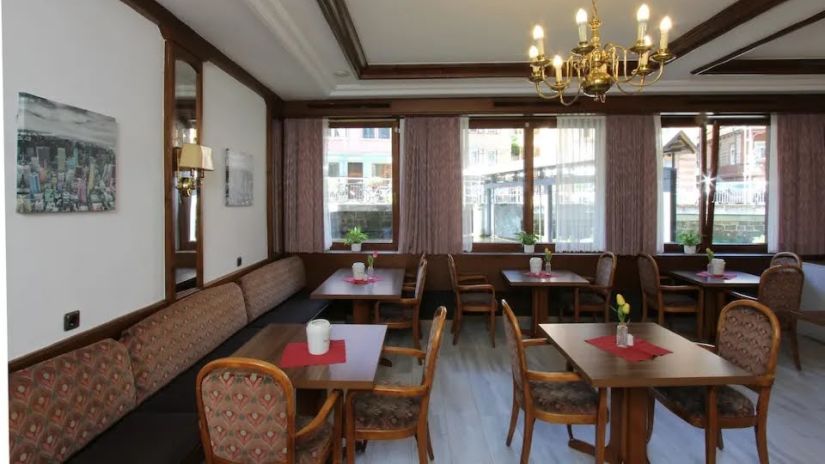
306,319,331,355
529,257,542,275
710,258,726,276
352,262,366,280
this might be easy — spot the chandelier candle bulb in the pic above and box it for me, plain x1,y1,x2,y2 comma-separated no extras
552,55,563,81
532,25,545,56
576,8,589,42
640,35,652,66
659,16,671,50
529,46,540,72
636,4,650,41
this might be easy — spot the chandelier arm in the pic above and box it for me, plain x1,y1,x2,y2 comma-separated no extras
619,62,666,88
535,81,561,100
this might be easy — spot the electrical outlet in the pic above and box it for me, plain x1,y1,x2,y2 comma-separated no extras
236,256,242,267
64,310,80,331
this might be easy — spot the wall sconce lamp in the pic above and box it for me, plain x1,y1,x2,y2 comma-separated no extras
176,143,214,197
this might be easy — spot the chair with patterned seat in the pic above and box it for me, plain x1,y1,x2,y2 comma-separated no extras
403,254,426,291
447,254,497,347
650,299,780,464
770,251,802,268
374,257,428,350
571,252,617,322
345,307,447,464
196,357,342,464
501,300,608,464
638,253,705,339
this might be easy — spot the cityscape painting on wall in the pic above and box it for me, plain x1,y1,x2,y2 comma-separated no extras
225,148,253,207
16,92,117,213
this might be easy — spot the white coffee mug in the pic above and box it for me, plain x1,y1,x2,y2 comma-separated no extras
710,258,726,276
352,262,366,280
306,319,331,355
529,257,542,275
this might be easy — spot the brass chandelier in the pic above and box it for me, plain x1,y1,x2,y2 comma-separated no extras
527,0,673,105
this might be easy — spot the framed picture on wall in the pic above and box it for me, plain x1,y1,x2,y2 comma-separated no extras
16,92,117,213
225,148,253,207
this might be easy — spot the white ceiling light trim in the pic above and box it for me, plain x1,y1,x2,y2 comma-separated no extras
244,0,336,94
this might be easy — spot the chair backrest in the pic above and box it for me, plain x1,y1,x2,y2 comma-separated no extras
196,358,295,464
446,254,459,292
412,258,429,304
239,256,307,322
637,254,661,299
594,252,617,288
770,252,802,268
716,300,781,379
758,264,804,315
421,307,448,391
501,300,528,401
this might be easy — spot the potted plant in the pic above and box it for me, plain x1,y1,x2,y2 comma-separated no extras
516,231,540,253
344,227,368,252
676,230,700,254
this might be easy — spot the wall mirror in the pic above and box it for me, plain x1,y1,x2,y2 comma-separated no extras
164,44,203,300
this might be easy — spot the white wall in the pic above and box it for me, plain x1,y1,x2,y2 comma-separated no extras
3,0,165,359
201,63,268,283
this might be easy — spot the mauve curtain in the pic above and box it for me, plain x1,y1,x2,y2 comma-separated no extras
605,115,658,255
399,117,463,253
777,114,825,255
283,119,325,252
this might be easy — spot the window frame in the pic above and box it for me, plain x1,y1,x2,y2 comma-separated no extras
660,115,770,253
327,119,400,251
466,118,557,252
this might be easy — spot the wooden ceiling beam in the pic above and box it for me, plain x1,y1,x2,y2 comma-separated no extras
316,0,368,78
701,59,825,75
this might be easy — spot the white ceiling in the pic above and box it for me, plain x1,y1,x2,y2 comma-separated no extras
744,19,825,59
155,0,825,99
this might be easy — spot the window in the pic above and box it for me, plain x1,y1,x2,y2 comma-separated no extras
660,119,769,248
325,122,399,249
462,118,604,250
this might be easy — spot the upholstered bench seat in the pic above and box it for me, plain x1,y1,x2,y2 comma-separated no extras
248,290,329,328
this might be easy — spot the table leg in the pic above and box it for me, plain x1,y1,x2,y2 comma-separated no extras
531,287,549,337
296,389,325,416
604,387,651,464
352,300,372,324
703,289,725,342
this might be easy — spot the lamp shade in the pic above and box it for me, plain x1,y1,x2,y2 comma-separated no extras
178,143,214,171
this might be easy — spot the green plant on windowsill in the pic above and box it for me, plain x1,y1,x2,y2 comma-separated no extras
516,231,540,253
676,230,700,254
344,227,368,251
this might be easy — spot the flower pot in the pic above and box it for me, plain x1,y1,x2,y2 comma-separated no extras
683,245,697,254
350,243,362,252
616,323,629,348
523,244,535,254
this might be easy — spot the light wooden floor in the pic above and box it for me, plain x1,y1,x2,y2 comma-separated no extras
355,316,825,464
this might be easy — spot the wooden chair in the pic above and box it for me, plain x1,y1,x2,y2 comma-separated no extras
650,300,780,464
447,254,497,347
374,257,428,350
196,357,342,464
345,307,448,464
730,264,804,370
638,253,705,339
501,300,608,464
770,251,802,268
572,252,617,322
404,254,426,290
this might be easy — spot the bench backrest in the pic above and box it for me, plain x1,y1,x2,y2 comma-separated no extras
9,339,136,463
121,283,248,403
239,256,307,322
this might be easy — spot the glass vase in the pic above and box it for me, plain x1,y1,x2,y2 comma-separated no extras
545,262,552,274
616,322,629,348
367,265,375,278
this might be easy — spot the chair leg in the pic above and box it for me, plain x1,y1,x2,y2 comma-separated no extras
427,423,434,460
755,422,769,464
415,423,429,464
717,429,724,450
646,394,656,443
642,295,648,322
452,308,463,345
332,394,343,464
413,319,422,352
489,308,496,348
788,319,802,370
705,387,718,464
506,387,519,446
520,413,535,464
345,395,356,464
595,388,608,464
574,289,580,322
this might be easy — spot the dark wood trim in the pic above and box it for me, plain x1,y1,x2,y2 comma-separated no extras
329,241,399,252
661,115,770,127
523,123,535,237
668,0,790,59
194,57,205,289
328,119,398,128
203,257,272,289
361,62,530,80
315,0,367,77
391,121,401,249
279,119,287,255
120,0,281,103
163,41,177,302
284,94,825,118
266,99,275,260
705,122,721,247
469,118,557,129
693,10,825,74
701,59,825,75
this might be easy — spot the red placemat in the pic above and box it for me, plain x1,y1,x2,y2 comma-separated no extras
585,335,672,362
523,271,553,278
697,271,737,279
279,340,346,368
343,276,383,285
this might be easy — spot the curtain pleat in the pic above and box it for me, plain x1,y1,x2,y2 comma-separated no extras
283,119,325,252
605,115,658,255
777,114,825,255
399,117,463,254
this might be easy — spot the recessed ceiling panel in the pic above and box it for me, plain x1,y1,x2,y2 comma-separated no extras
346,0,738,64
744,19,825,58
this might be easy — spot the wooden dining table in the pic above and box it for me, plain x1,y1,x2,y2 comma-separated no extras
540,322,757,464
502,269,589,336
311,268,405,324
670,269,760,340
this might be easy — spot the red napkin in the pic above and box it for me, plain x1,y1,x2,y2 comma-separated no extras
523,271,553,278
343,276,383,285
697,271,737,279
585,335,672,362
279,340,346,368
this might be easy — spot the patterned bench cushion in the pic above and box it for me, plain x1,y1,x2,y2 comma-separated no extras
122,283,248,403
9,339,136,463
239,256,307,322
